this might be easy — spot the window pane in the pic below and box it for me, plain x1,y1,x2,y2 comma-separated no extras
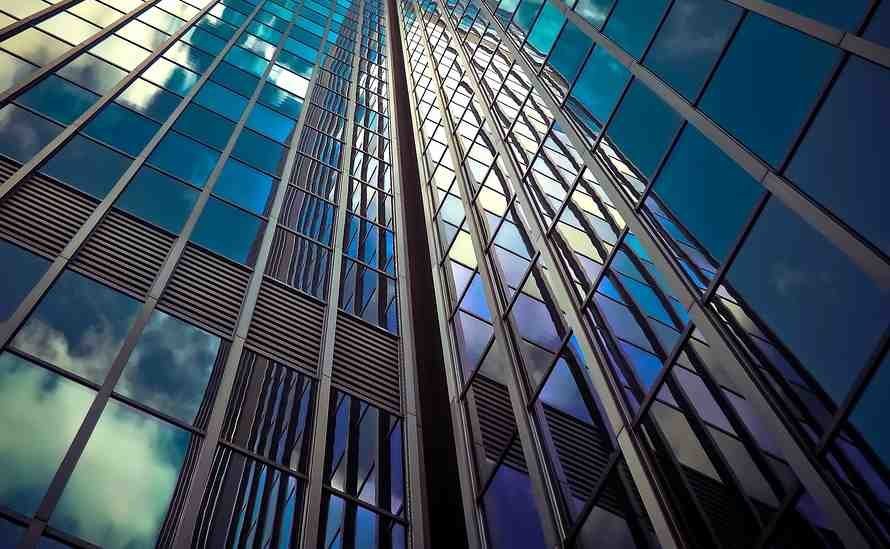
527,1,564,57
210,62,260,97
258,83,304,119
574,0,614,29
117,311,222,423
174,103,236,150
232,128,286,175
571,45,630,126
0,28,67,66
0,239,48,323
51,400,190,548
548,19,591,84
0,104,62,162
482,462,547,549
143,57,200,96
267,64,309,97
727,199,890,402
699,14,838,166
12,270,142,383
652,125,763,261
605,80,681,178
182,26,227,55
89,34,150,71
194,80,249,121
225,46,269,77
16,75,98,125
57,53,128,95
786,56,890,256
277,50,314,78
40,135,131,199
246,102,296,143
602,0,668,58
148,131,220,188
850,354,890,468
0,353,94,515
115,78,181,122
163,41,214,73
644,0,740,100
766,0,869,31
39,12,101,46
213,158,276,215
0,50,37,92
115,166,199,233
191,197,265,264
84,103,159,156
117,19,169,50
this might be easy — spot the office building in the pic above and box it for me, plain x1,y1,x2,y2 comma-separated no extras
0,0,886,547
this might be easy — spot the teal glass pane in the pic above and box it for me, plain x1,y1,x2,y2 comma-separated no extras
728,199,890,403
84,103,159,156
0,239,49,322
603,0,668,58
0,104,62,162
699,14,838,167
12,270,142,384
173,103,236,150
571,45,630,124
232,128,286,175
196,13,238,39
163,41,215,73
182,26,227,56
143,58,201,96
238,33,277,60
57,54,127,95
513,0,544,32
148,131,220,188
191,197,265,264
573,0,613,29
225,46,270,77
211,62,260,97
16,75,98,124
246,103,296,143
277,50,314,78
41,135,131,199
0,353,94,515
766,0,869,31
652,125,763,261
787,57,890,256
213,158,275,215
643,0,740,100
195,80,249,121
527,1,564,56
606,80,681,177
548,19,591,83
248,20,283,43
50,400,190,548
258,84,304,119
115,79,181,123
284,37,319,63
117,310,222,424
116,166,199,234
850,354,890,468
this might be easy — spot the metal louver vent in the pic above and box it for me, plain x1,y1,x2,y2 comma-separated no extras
471,375,525,470
331,312,401,414
71,211,174,296
159,245,250,335
0,167,96,257
246,279,325,371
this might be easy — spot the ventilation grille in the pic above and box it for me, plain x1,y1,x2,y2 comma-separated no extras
71,211,174,296
331,312,401,414
159,245,250,335
544,405,615,506
0,171,96,257
471,375,526,471
246,279,325,371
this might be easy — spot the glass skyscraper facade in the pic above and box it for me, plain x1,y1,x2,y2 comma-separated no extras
0,0,886,547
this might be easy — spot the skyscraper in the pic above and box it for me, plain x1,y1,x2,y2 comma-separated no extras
0,0,886,547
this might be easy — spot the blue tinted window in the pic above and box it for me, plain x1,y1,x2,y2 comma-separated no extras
191,197,265,264
16,75,98,124
248,20,283,43
0,239,48,322
51,399,190,548
571,46,630,125
182,26,227,55
116,166,199,233
603,0,668,58
116,79,181,123
258,84,304,119
728,199,890,402
548,19,591,84
213,158,275,215
143,58,201,96
84,103,159,156
277,50,314,78
0,104,62,162
174,103,236,150
117,311,222,423
606,80,681,177
0,353,93,516
652,125,763,261
211,62,260,96
41,135,131,199
246,103,296,143
148,131,220,187
232,128,286,175
850,354,890,468
528,1,564,56
195,80,249,121
787,57,890,256
513,0,544,32
285,37,318,63
699,14,838,167
483,462,547,549
12,270,142,383
865,1,890,48
57,54,127,95
573,0,613,29
225,46,270,77
0,50,36,92
196,13,238,39
164,41,215,73
767,0,869,31
644,0,740,100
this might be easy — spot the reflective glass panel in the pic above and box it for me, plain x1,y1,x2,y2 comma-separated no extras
0,104,62,162
143,58,200,96
258,84,304,118
210,62,260,96
16,75,98,125
606,80,681,177
246,102,296,143
232,128,286,175
148,131,220,188
57,53,127,95
174,103,236,150
40,135,131,199
194,80,249,121
191,197,265,264
84,103,159,156
116,78,181,123
603,0,668,58
115,166,199,234
213,158,276,215
571,45,630,125
0,239,48,323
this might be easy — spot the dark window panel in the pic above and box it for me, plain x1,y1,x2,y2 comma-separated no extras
40,135,131,200
210,61,261,97
0,239,49,323
246,103,298,143
148,131,220,188
115,78,182,123
0,104,62,163
232,127,287,176
213,158,276,216
16,75,99,125
84,103,160,156
115,166,200,234
191,197,265,265
602,0,668,58
766,0,869,31
174,103,237,150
